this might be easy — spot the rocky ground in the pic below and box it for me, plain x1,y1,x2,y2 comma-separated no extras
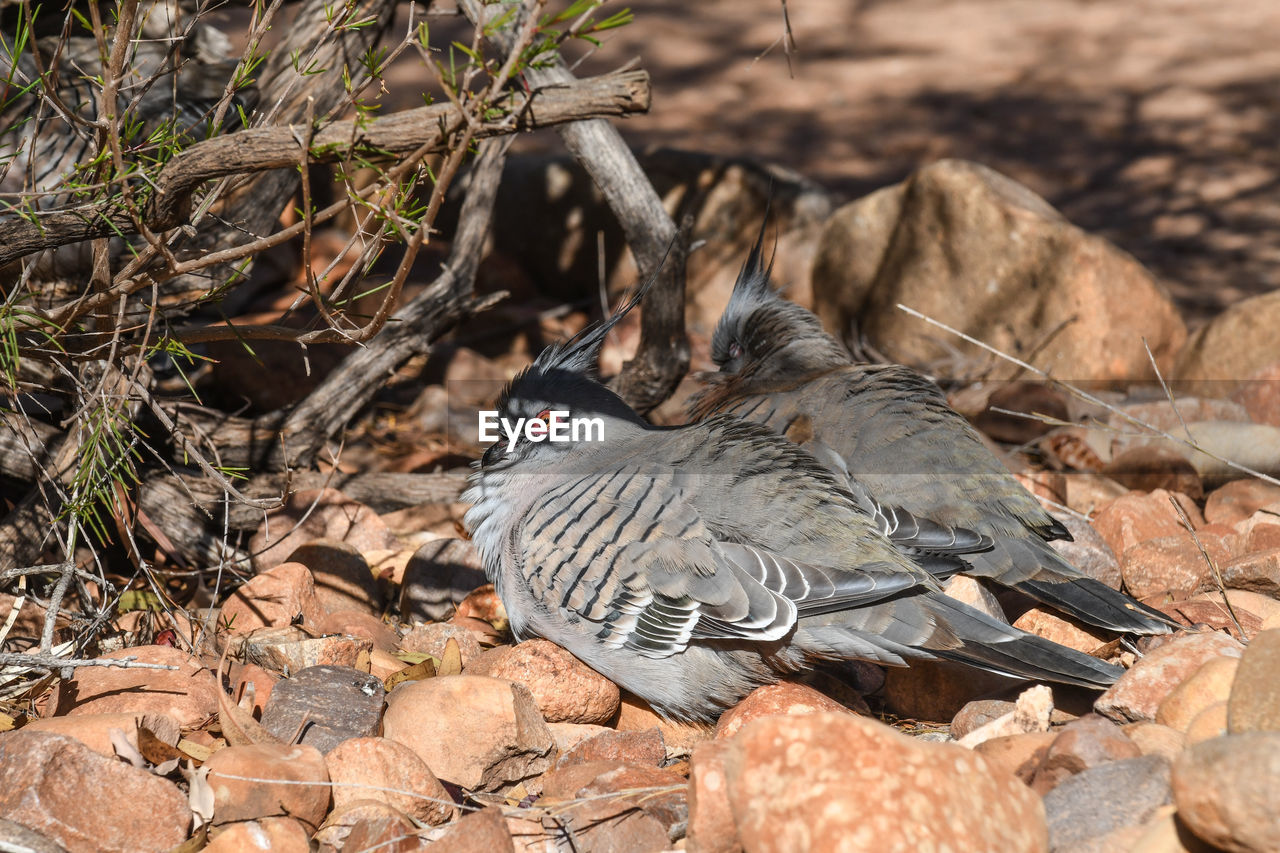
4,158,1280,850
5,1,1280,851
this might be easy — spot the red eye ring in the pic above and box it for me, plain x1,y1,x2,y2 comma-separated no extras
535,408,552,423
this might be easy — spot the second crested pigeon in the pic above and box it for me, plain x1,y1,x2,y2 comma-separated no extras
464,291,1123,722
689,220,1172,635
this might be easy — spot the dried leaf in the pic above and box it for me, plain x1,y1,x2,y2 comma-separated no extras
183,761,216,829
393,651,438,665
0,711,16,732
215,645,282,747
137,724,184,766
438,637,463,677
177,737,213,764
383,657,436,692
168,827,207,853
110,727,148,768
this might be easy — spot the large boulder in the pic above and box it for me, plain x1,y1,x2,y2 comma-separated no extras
811,159,1186,383
688,712,1047,852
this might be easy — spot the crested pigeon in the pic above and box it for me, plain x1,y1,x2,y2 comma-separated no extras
690,220,1172,635
464,290,1123,722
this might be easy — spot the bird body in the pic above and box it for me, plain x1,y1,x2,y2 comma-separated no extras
691,220,1172,635
464,295,1124,722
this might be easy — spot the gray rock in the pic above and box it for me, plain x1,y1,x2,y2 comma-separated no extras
1043,755,1172,852
260,665,385,754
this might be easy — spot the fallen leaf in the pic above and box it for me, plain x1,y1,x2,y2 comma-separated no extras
384,657,437,692
177,737,213,764
439,637,463,677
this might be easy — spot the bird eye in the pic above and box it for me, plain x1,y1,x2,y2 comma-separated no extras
534,408,552,424
729,342,743,359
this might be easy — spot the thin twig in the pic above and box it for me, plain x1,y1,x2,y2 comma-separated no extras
1168,496,1246,641
0,652,180,670
897,303,1280,487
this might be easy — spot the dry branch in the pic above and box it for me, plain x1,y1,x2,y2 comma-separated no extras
0,70,651,273
459,0,689,414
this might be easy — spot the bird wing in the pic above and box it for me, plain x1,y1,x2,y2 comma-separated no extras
516,466,799,658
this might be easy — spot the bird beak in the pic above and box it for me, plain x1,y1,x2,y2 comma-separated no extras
481,443,505,467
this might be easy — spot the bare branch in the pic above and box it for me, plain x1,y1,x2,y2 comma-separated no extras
0,70,652,275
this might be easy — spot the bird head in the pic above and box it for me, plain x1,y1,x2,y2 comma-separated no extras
478,286,648,470
707,214,849,384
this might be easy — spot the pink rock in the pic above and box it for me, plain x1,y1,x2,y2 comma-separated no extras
546,721,612,754
237,624,373,672
1030,714,1142,793
1155,656,1239,732
453,584,507,626
687,739,740,853
1173,733,1280,853
0,730,191,853
1012,607,1111,653
287,539,383,616
1230,361,1280,427
21,711,180,758
950,699,1016,741
205,818,311,852
1228,627,1280,734
230,662,279,716
942,575,1007,622
1184,701,1228,745
882,659,1014,722
556,728,666,769
1095,631,1244,724
204,743,331,832
314,801,420,851
383,675,554,792
249,488,399,573
1122,721,1186,763
1063,473,1129,519
714,681,860,740
1103,445,1204,501
220,562,324,634
1120,534,1229,599
1205,478,1280,525
615,696,713,753
52,645,219,728
400,621,483,668
1149,592,1273,642
1237,515,1280,553
311,608,400,653
430,807,515,853
466,639,620,725
1218,547,1280,597
709,713,1048,852
325,737,454,826
972,731,1058,784
536,760,686,847
1092,489,1202,557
